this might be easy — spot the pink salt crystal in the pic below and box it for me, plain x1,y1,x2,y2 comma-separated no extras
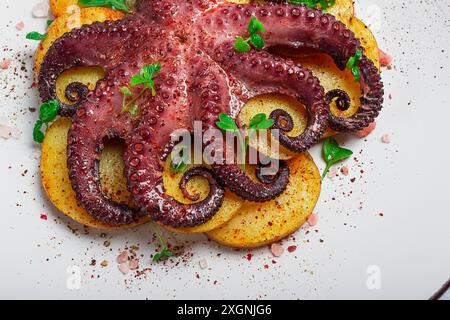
0,125,11,139
16,21,25,31
129,259,139,270
9,126,21,139
0,59,11,70
378,49,393,67
341,166,349,176
199,259,208,270
270,243,284,257
355,122,376,138
116,251,128,264
32,1,50,18
381,134,391,144
307,213,319,227
118,263,130,275
327,167,338,179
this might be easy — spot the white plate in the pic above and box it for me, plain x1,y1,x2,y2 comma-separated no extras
0,0,448,299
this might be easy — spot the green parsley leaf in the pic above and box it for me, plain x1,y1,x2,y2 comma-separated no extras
216,113,239,132
47,20,54,27
78,0,130,13
33,120,45,143
170,158,188,173
249,113,274,130
120,86,131,96
33,100,60,143
321,138,353,180
250,34,265,49
248,16,265,35
26,31,47,41
234,36,251,53
39,100,60,123
153,247,174,262
346,50,362,82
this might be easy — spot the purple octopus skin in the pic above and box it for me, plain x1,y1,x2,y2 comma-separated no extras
38,0,383,227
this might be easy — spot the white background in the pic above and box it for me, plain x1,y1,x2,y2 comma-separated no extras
0,0,449,299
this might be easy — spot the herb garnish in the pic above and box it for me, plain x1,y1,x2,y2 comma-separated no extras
26,31,47,41
234,16,266,53
78,0,130,13
170,154,188,174
33,100,60,143
216,113,274,171
346,49,362,82
120,62,161,116
321,138,353,180
289,0,336,10
152,224,174,262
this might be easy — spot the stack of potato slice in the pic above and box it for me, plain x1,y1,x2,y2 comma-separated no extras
38,0,381,247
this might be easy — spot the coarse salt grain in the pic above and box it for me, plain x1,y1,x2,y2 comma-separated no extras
341,166,349,176
16,21,25,31
0,59,11,70
378,49,393,67
307,213,318,227
129,259,139,270
0,126,11,139
118,263,130,275
327,167,338,179
270,243,284,257
199,259,208,270
117,251,128,264
32,1,50,18
381,134,391,144
355,122,376,138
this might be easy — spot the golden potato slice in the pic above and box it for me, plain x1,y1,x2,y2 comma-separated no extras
207,153,321,248
41,118,151,229
50,0,79,17
34,7,124,77
161,159,243,233
327,0,355,24
348,16,380,70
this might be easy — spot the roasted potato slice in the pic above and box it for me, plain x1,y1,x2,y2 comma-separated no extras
34,7,124,77
207,153,321,248
161,159,243,233
41,118,151,229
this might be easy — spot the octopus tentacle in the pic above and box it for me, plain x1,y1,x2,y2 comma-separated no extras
124,50,226,228
189,53,291,202
67,102,140,226
199,2,383,133
38,18,147,117
205,43,329,153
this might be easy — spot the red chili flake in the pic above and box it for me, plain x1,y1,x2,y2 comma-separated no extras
264,264,269,269
40,214,47,220
287,245,297,253
246,253,253,261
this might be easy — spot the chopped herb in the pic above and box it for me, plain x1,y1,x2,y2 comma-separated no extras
33,100,60,143
321,138,353,180
216,113,273,171
46,20,54,27
152,224,174,262
121,62,161,116
234,16,266,52
78,0,130,13
170,153,188,173
289,0,336,10
26,31,47,41
346,49,362,82
234,36,251,53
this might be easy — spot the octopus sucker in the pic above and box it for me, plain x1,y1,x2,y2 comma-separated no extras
37,0,384,227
